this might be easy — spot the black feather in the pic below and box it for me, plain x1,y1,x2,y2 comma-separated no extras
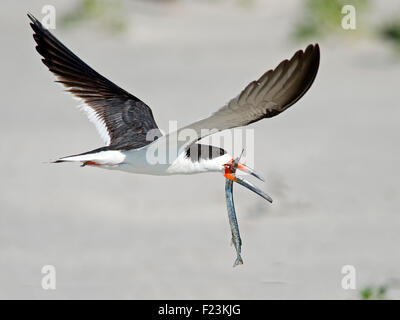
28,13,161,150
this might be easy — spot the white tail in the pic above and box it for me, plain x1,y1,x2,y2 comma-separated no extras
54,150,126,166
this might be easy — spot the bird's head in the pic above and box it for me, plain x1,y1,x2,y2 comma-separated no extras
223,157,272,203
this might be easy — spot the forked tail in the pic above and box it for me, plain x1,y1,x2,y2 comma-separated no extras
53,148,125,167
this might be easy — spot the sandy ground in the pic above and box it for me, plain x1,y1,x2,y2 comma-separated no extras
1,0,400,299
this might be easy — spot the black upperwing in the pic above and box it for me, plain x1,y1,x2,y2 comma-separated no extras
28,13,162,150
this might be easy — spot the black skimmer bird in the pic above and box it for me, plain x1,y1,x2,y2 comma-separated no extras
28,13,319,204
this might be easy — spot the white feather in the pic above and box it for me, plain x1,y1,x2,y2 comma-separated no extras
58,81,111,146
77,102,111,146
60,150,125,165
166,152,231,175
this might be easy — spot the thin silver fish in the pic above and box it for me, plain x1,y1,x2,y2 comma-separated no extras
224,152,273,267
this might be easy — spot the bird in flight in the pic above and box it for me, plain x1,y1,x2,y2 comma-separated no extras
28,13,320,201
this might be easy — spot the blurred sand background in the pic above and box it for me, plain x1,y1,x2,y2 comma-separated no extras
1,0,400,299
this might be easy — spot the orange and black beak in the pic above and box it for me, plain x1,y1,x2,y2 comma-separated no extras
224,160,273,203
236,162,265,182
224,159,264,181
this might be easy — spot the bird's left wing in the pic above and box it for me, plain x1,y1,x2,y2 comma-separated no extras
28,13,162,150
160,44,320,155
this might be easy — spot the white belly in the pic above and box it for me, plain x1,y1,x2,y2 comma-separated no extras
115,149,231,176
60,145,232,176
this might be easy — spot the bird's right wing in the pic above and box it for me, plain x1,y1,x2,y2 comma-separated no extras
28,13,162,150
166,44,320,153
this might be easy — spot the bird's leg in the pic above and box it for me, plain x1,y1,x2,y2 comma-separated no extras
225,155,243,267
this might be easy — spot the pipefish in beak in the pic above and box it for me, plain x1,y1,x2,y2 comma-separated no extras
224,152,273,267
225,172,243,267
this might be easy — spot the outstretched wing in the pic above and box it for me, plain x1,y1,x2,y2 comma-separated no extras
28,13,162,150
167,44,320,152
